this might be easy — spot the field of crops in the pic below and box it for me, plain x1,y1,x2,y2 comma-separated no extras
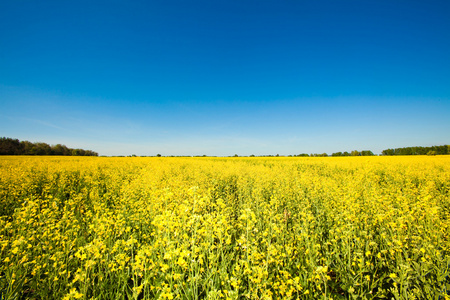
1,156,449,299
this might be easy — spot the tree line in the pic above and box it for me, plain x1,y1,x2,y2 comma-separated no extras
313,146,448,157
330,150,375,157
381,145,450,156
241,146,448,157
2,137,447,157
0,137,98,156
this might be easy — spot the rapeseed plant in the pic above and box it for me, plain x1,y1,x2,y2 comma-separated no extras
0,156,449,299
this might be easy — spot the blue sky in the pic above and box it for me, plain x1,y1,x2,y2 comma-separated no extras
1,0,449,156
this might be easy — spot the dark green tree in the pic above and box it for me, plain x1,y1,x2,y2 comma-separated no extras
361,150,374,156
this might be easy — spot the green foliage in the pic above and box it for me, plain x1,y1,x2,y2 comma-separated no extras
332,150,374,157
0,137,98,156
351,150,360,156
361,150,374,156
382,145,450,156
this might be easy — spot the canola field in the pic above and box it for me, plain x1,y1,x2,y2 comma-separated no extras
1,156,449,299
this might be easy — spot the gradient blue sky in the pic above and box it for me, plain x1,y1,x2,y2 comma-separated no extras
1,0,449,156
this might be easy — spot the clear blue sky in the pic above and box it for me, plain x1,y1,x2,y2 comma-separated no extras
1,0,449,156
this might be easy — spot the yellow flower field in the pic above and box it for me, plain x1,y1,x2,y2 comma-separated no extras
1,156,449,299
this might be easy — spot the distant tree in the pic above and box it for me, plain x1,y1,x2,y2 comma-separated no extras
21,141,34,155
156,154,162,157
51,144,69,155
0,138,21,155
351,150,360,156
361,150,374,156
0,138,97,156
382,149,394,156
35,143,51,155
332,152,343,157
434,145,448,155
85,150,98,156
381,145,449,156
